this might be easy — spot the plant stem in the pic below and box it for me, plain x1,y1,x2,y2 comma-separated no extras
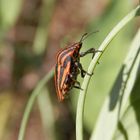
18,70,54,140
76,5,140,140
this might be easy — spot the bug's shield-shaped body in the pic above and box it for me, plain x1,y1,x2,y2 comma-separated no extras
55,43,81,101
55,32,102,101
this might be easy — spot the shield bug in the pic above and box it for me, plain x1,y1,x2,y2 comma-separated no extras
54,31,101,101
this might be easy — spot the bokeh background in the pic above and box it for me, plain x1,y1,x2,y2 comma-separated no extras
0,0,139,140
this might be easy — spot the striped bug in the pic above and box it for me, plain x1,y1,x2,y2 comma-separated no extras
54,32,101,101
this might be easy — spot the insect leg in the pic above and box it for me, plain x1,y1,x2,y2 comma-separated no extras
69,74,83,90
80,48,102,58
74,81,83,90
73,85,83,90
74,80,81,87
75,62,93,78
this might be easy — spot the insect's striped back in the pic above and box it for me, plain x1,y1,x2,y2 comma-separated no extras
55,32,100,101
55,43,81,101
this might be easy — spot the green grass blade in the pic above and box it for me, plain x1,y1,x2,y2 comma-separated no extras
90,28,140,140
33,0,55,54
38,87,56,140
76,5,140,140
18,69,54,140
113,43,140,140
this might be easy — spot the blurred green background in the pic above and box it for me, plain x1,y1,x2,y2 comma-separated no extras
0,0,139,140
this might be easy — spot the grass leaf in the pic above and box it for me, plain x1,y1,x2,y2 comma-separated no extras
18,70,54,140
76,5,140,140
90,28,140,140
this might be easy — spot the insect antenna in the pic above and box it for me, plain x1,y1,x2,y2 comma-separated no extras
79,33,88,43
79,30,99,43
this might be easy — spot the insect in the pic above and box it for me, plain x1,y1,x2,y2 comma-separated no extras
54,32,101,101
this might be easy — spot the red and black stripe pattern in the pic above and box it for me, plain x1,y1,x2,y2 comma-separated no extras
55,43,82,101
54,32,101,101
